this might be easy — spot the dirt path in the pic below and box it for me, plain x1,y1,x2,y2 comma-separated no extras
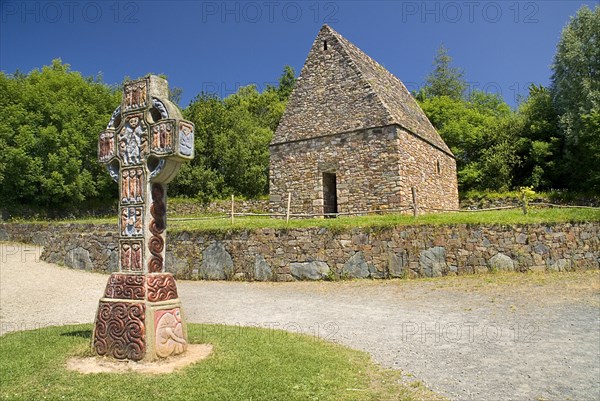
1,242,599,401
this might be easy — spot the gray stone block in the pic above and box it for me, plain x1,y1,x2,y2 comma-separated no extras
64,247,93,270
388,251,407,278
0,228,9,241
489,253,515,271
201,241,234,280
533,243,550,255
419,246,446,277
166,251,190,277
46,252,63,265
370,265,385,279
352,234,369,245
343,251,370,278
547,258,569,272
290,261,330,280
103,248,119,272
254,254,273,281
31,232,48,245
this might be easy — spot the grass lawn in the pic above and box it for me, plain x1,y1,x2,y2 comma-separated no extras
21,207,599,232
0,324,444,401
174,207,600,233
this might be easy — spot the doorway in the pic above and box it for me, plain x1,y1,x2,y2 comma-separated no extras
322,172,338,217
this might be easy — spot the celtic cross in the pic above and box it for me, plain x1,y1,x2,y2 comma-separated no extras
93,75,194,361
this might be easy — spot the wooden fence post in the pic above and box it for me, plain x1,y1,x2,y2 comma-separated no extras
412,187,418,217
286,192,292,224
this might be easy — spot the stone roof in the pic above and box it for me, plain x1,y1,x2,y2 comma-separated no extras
273,25,453,156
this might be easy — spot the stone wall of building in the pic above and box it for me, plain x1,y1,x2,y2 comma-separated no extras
1,222,597,281
398,128,459,211
270,126,402,215
168,198,269,216
270,125,459,215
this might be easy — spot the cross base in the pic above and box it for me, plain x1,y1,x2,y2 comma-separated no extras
92,272,188,362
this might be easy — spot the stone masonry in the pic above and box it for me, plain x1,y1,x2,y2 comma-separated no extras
2,222,597,281
270,25,458,215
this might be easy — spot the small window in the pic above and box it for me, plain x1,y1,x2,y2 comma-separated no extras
436,160,442,174
323,40,328,50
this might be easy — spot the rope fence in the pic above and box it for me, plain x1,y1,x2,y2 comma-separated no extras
169,195,600,223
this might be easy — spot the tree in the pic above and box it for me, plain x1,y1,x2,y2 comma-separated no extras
219,85,274,197
511,85,563,189
169,87,183,106
169,93,228,201
580,110,600,189
275,65,296,100
171,66,295,201
0,59,120,213
551,5,600,191
422,44,466,100
419,91,516,191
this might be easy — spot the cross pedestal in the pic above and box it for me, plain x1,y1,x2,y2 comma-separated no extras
94,75,194,361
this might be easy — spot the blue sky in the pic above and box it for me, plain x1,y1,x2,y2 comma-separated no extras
1,0,598,108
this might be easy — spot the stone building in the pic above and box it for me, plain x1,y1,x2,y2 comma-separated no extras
269,25,459,215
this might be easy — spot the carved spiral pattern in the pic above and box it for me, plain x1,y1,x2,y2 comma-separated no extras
148,183,166,273
147,274,179,302
104,274,145,300
93,302,145,361
148,235,164,254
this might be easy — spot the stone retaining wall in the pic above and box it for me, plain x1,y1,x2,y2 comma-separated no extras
1,222,597,281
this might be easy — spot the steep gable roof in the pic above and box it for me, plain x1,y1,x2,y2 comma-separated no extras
273,25,453,156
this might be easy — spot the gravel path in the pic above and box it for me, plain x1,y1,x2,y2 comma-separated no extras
1,242,599,401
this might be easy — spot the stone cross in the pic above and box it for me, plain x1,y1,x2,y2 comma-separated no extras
93,75,194,361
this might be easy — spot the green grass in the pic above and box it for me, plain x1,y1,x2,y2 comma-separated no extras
7,207,599,233
171,208,600,233
0,324,443,401
461,189,599,204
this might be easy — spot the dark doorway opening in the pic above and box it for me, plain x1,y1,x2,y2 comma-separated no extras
323,172,338,218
